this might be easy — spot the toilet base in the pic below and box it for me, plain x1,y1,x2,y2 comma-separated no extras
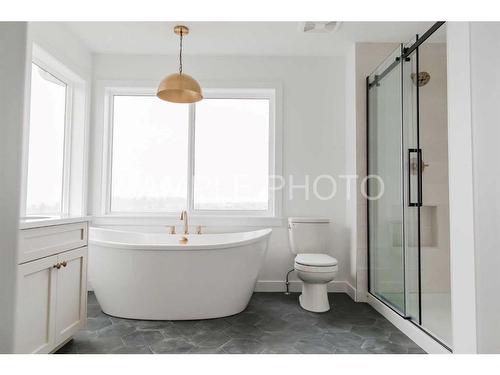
299,283,330,313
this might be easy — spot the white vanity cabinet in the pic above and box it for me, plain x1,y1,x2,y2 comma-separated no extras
54,246,87,346
14,219,89,354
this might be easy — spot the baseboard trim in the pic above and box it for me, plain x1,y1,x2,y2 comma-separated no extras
367,294,451,354
255,280,356,301
89,280,357,301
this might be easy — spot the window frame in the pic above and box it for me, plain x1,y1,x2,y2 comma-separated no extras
21,46,78,217
100,83,282,220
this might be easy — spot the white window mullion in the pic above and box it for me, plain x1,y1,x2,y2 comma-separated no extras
19,66,33,218
187,103,196,214
61,84,74,215
267,89,276,216
104,93,115,215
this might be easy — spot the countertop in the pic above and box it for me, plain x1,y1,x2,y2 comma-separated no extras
19,215,92,230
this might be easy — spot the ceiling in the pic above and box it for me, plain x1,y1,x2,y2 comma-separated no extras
63,21,445,56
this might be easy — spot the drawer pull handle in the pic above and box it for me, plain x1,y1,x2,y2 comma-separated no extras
61,261,67,268
53,263,61,269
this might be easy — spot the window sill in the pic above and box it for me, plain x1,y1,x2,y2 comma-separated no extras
91,215,284,228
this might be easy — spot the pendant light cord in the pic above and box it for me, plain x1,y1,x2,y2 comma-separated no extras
179,30,183,75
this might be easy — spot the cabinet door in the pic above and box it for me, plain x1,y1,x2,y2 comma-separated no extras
54,247,88,346
14,255,58,353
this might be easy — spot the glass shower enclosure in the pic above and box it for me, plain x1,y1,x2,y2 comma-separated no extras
366,23,451,349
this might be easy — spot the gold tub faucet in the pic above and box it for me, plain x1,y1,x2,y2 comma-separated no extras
180,210,189,235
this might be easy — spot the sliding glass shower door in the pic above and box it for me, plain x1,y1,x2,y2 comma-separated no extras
367,46,406,313
367,24,452,349
367,40,421,322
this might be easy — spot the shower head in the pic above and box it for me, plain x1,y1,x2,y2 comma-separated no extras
411,72,431,87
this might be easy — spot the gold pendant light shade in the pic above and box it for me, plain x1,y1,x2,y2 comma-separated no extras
157,73,203,103
157,25,203,104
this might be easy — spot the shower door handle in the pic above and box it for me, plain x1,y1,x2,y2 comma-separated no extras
408,148,422,207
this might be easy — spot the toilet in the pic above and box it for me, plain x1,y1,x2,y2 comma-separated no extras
287,217,338,313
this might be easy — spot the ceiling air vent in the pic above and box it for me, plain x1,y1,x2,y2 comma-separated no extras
299,21,342,33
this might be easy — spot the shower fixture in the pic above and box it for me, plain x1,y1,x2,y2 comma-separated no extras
411,71,431,87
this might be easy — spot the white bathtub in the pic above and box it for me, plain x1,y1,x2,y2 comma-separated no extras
89,227,272,320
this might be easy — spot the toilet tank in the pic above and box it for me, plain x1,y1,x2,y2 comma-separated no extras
287,217,330,255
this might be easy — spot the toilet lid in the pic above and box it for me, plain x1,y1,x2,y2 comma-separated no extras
295,254,338,267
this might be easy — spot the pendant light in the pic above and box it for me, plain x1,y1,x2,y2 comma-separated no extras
157,25,203,103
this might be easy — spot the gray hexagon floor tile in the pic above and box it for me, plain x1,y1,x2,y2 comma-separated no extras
97,322,136,338
294,337,336,354
77,336,124,354
188,346,226,354
222,338,263,354
85,316,112,331
260,342,301,354
122,330,164,347
150,338,196,354
187,329,232,348
111,346,153,354
55,291,425,354
323,332,364,349
351,325,391,339
224,323,265,339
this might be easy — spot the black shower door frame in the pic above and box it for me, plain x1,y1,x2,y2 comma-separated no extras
365,21,450,351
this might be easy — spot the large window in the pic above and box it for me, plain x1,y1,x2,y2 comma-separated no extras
110,96,189,212
25,63,67,215
22,45,88,218
105,88,276,216
193,98,269,211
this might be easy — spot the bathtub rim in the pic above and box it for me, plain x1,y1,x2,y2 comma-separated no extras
89,227,272,251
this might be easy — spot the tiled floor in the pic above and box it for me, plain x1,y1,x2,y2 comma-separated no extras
56,292,425,354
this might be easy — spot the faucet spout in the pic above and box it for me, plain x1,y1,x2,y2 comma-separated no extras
180,210,189,235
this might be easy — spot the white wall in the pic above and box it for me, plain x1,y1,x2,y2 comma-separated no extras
344,44,357,292
89,54,351,293
467,22,500,354
447,21,500,354
446,22,480,354
27,22,93,78
0,22,28,353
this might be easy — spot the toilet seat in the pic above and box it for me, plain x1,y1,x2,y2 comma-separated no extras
294,254,338,273
295,254,338,266
294,262,338,273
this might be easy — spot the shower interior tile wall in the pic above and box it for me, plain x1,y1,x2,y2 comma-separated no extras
418,43,451,295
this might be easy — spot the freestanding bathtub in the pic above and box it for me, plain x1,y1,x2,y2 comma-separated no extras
89,227,272,320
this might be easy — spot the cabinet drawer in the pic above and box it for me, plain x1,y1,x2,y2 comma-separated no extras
19,222,88,264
